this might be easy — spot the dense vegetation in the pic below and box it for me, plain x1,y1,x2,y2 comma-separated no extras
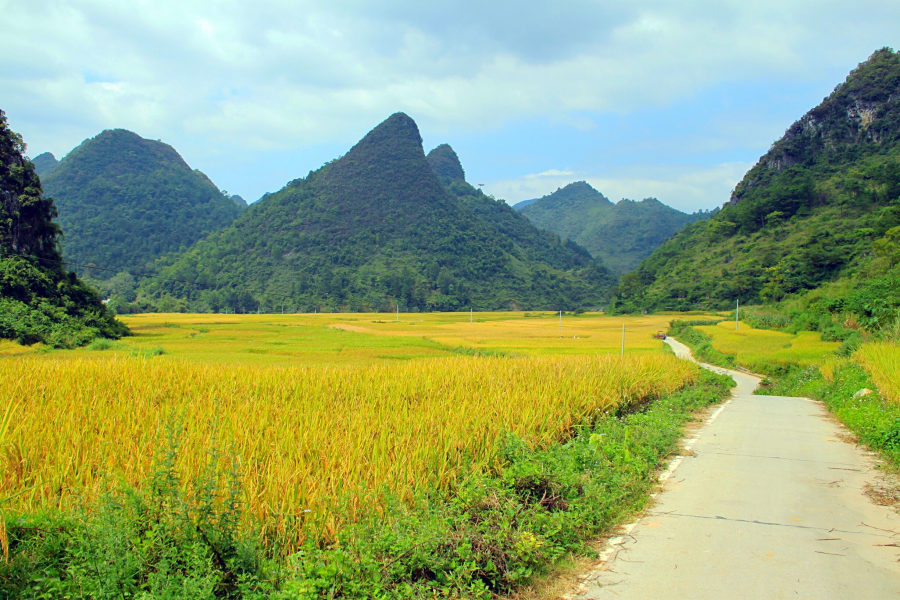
0,109,126,346
610,48,900,314
519,181,711,273
137,114,614,313
41,129,245,277
428,144,602,273
30,151,58,177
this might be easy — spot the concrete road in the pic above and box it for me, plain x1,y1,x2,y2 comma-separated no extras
575,337,900,599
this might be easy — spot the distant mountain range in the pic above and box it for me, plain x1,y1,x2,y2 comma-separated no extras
139,113,613,312
611,48,900,313
40,130,245,276
518,182,712,274
513,198,538,210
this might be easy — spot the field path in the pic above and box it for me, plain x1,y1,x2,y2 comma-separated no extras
573,338,900,599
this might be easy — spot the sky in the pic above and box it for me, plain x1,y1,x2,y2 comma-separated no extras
2,1,898,213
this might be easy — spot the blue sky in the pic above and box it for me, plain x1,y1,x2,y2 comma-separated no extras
2,1,898,212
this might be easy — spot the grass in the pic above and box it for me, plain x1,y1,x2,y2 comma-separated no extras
855,342,900,404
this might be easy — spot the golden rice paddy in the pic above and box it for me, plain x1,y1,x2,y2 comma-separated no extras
695,320,841,369
854,342,900,404
0,312,700,546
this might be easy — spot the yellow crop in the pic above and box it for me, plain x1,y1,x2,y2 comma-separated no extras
695,321,840,370
18,312,685,366
854,342,900,404
0,353,696,548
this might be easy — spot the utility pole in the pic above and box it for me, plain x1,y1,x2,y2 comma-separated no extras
470,307,473,325
397,305,399,322
736,299,740,330
559,310,562,335
621,324,625,356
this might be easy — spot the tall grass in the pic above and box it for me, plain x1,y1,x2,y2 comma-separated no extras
854,342,900,404
0,353,695,549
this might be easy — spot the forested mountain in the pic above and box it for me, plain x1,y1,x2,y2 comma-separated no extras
0,110,125,346
41,130,245,277
519,182,711,273
31,152,58,177
426,144,603,273
513,198,538,209
610,48,900,314
140,113,613,312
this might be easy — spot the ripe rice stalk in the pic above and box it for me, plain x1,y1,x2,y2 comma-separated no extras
0,353,696,547
854,342,900,404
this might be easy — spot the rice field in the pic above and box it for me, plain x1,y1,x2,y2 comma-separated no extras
854,342,900,404
0,315,699,547
694,320,841,370
5,311,683,366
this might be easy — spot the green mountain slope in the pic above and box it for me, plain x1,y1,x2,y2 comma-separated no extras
141,114,613,312
31,152,58,177
512,198,538,209
41,130,245,277
611,48,900,313
426,144,602,273
0,110,125,346
519,181,711,273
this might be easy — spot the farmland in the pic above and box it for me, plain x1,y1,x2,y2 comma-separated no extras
694,319,841,370
3,311,684,366
0,312,702,544
854,342,900,404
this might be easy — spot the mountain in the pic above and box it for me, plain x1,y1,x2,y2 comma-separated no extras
426,143,466,183
0,110,125,346
41,130,245,278
610,48,900,313
425,144,603,275
31,152,58,177
519,181,711,273
140,113,613,312
513,198,538,210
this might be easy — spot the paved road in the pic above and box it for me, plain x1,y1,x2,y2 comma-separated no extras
574,337,900,599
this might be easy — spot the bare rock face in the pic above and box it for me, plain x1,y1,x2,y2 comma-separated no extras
729,48,900,205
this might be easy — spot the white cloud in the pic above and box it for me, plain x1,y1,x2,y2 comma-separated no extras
525,169,575,179
1,0,897,200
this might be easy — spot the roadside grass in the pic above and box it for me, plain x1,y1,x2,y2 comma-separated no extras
1,369,734,599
